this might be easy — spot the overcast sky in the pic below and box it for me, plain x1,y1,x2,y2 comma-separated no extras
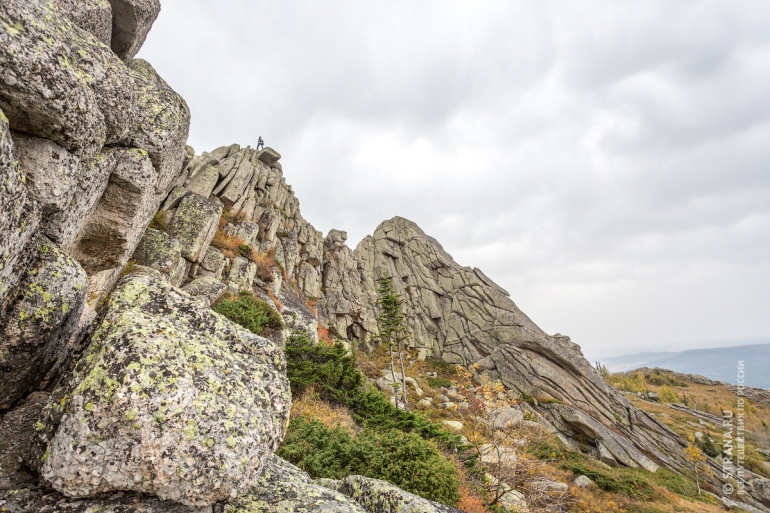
138,0,770,358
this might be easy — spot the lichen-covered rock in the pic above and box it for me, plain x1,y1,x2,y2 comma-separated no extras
0,109,39,305
228,257,257,290
0,235,87,409
225,454,366,513
0,487,212,513
53,0,113,45
10,132,81,237
0,392,49,490
108,0,161,61
69,149,158,274
0,0,140,157
128,58,191,196
168,194,223,263
200,247,227,280
187,164,220,198
183,277,227,307
37,267,291,506
132,228,188,286
339,476,463,513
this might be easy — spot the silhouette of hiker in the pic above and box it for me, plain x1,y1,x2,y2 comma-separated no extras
257,136,264,150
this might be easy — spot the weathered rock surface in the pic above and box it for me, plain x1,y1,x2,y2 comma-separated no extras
183,277,227,306
225,455,366,513
108,0,161,61
132,228,188,286
69,149,158,274
0,392,49,490
0,235,87,409
0,487,212,513
36,268,291,506
339,476,463,513
53,0,113,45
167,194,223,263
0,110,40,306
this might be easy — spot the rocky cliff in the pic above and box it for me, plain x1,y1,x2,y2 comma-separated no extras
1,1,769,512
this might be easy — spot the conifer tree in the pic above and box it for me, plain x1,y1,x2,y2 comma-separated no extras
376,272,410,410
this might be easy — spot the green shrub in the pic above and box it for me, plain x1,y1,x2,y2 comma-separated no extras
238,243,252,257
283,332,463,451
427,377,453,389
285,331,362,400
278,416,460,506
212,291,283,337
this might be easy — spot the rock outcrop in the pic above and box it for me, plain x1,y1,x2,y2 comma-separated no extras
34,268,291,506
2,0,768,511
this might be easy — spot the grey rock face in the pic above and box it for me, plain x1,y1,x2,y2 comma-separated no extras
200,247,227,280
0,487,212,513
53,0,113,45
69,149,158,274
187,164,220,198
127,59,191,196
0,110,40,305
225,454,366,513
11,132,81,239
132,228,188,286
228,257,257,290
257,148,281,167
0,392,49,490
183,277,227,306
1,0,107,157
167,194,223,263
574,475,594,488
339,475,463,513
37,268,291,506
0,235,87,409
543,403,657,472
108,0,161,61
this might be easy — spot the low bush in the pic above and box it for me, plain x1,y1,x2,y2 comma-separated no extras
212,291,283,337
238,243,252,257
657,385,678,404
284,332,463,450
285,331,363,400
278,416,460,506
427,377,453,389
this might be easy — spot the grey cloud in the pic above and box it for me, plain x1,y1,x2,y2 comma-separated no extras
139,0,770,355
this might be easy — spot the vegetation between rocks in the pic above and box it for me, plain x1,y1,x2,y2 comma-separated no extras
212,290,283,337
278,416,460,505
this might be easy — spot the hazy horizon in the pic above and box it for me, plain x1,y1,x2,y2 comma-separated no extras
138,1,770,356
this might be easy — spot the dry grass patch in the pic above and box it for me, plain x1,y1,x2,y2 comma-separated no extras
290,388,357,433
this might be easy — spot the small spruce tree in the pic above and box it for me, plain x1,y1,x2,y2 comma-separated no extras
376,272,410,410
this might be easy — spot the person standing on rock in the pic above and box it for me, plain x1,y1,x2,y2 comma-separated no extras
257,136,264,150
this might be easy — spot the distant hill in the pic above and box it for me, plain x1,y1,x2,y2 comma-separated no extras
598,343,770,389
